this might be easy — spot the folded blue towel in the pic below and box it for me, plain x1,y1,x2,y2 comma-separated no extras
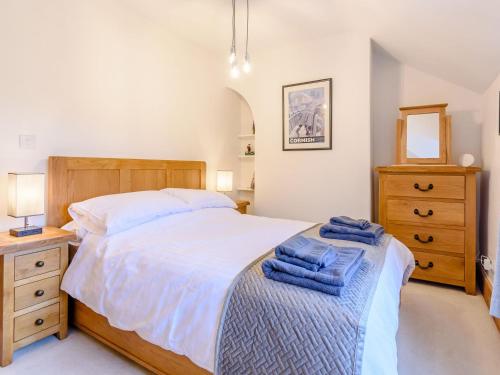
319,223,384,245
275,236,338,271
330,216,370,230
320,222,384,238
319,231,381,246
262,247,365,296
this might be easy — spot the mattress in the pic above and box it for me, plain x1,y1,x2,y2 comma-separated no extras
61,207,414,374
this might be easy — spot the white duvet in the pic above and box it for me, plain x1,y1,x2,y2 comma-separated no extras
61,208,414,374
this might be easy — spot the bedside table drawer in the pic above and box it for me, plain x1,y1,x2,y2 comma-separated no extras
14,276,60,311
14,248,60,281
14,303,60,342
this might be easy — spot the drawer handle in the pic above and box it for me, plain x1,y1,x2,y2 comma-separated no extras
415,260,434,270
34,289,45,297
414,183,433,192
34,318,44,326
414,208,433,217
35,260,45,268
414,234,434,244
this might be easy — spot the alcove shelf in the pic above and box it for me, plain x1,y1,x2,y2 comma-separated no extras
232,91,255,213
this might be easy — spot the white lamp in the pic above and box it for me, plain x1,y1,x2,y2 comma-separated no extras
7,173,45,237
216,170,233,193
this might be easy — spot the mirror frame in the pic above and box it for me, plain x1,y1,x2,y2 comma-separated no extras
396,103,451,164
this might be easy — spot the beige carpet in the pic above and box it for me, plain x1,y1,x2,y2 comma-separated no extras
3,281,500,374
398,281,500,375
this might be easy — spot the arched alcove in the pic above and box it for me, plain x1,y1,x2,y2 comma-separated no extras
225,88,255,213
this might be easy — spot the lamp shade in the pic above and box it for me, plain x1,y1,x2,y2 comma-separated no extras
216,170,233,192
7,173,45,218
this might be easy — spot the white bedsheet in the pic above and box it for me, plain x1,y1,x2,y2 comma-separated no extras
61,208,413,374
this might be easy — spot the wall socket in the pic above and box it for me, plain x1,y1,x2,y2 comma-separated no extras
480,255,494,271
19,134,36,150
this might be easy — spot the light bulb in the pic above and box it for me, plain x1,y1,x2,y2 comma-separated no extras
228,46,236,64
229,52,236,64
230,63,240,79
243,59,251,73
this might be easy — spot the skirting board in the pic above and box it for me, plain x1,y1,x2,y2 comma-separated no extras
480,269,500,331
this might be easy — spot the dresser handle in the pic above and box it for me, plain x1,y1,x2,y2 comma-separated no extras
414,234,434,243
414,208,433,217
34,289,45,297
415,260,434,270
414,183,433,192
34,318,44,326
35,260,45,268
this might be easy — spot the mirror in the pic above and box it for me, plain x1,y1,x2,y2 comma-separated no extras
406,113,440,158
396,103,451,164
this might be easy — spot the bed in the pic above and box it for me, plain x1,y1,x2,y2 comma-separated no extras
47,156,414,375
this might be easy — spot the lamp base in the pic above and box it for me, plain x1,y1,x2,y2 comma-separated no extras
9,226,43,237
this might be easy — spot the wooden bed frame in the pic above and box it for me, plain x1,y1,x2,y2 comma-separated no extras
47,156,210,375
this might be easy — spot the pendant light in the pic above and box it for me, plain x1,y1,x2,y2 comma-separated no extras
229,0,237,65
229,0,251,78
243,0,251,74
230,63,240,78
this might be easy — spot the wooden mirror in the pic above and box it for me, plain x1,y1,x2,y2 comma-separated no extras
396,103,451,164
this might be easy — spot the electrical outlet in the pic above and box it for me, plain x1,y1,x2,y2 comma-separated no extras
480,255,494,271
19,134,36,150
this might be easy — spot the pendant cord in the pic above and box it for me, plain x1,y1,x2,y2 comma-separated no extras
245,0,249,58
232,0,236,51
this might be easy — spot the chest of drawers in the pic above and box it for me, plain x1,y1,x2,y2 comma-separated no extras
377,165,480,294
0,228,74,366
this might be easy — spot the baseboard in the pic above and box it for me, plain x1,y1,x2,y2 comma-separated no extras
480,269,500,331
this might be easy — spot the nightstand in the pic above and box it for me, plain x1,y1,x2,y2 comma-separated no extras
235,200,250,214
0,227,75,366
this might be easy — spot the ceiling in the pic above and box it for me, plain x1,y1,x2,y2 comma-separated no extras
122,0,500,93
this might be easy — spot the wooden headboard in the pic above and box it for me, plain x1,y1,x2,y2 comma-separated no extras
47,156,206,227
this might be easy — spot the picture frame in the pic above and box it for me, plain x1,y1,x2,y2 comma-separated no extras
282,78,332,151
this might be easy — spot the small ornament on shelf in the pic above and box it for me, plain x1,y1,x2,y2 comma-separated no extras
252,121,255,135
250,173,255,190
245,144,255,155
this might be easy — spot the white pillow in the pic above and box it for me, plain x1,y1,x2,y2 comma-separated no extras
68,190,191,236
61,220,88,241
162,188,237,210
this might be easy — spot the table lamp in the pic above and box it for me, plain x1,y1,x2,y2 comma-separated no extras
7,173,45,237
216,170,233,194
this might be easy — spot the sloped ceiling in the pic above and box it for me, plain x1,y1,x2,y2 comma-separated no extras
122,0,500,93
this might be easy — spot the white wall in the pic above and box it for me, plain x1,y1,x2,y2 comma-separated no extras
371,43,401,221
230,33,372,222
480,73,500,282
0,0,239,231
400,65,482,164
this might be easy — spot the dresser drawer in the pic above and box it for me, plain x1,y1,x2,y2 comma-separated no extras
387,224,464,254
14,276,60,311
14,247,60,281
386,199,464,226
14,303,60,342
384,174,464,199
411,251,464,282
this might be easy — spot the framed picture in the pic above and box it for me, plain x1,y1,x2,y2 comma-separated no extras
282,78,332,151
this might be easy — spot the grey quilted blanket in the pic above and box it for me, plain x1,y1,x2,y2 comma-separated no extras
215,225,392,375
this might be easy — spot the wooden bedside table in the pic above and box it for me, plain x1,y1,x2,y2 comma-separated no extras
235,200,250,214
0,227,75,366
